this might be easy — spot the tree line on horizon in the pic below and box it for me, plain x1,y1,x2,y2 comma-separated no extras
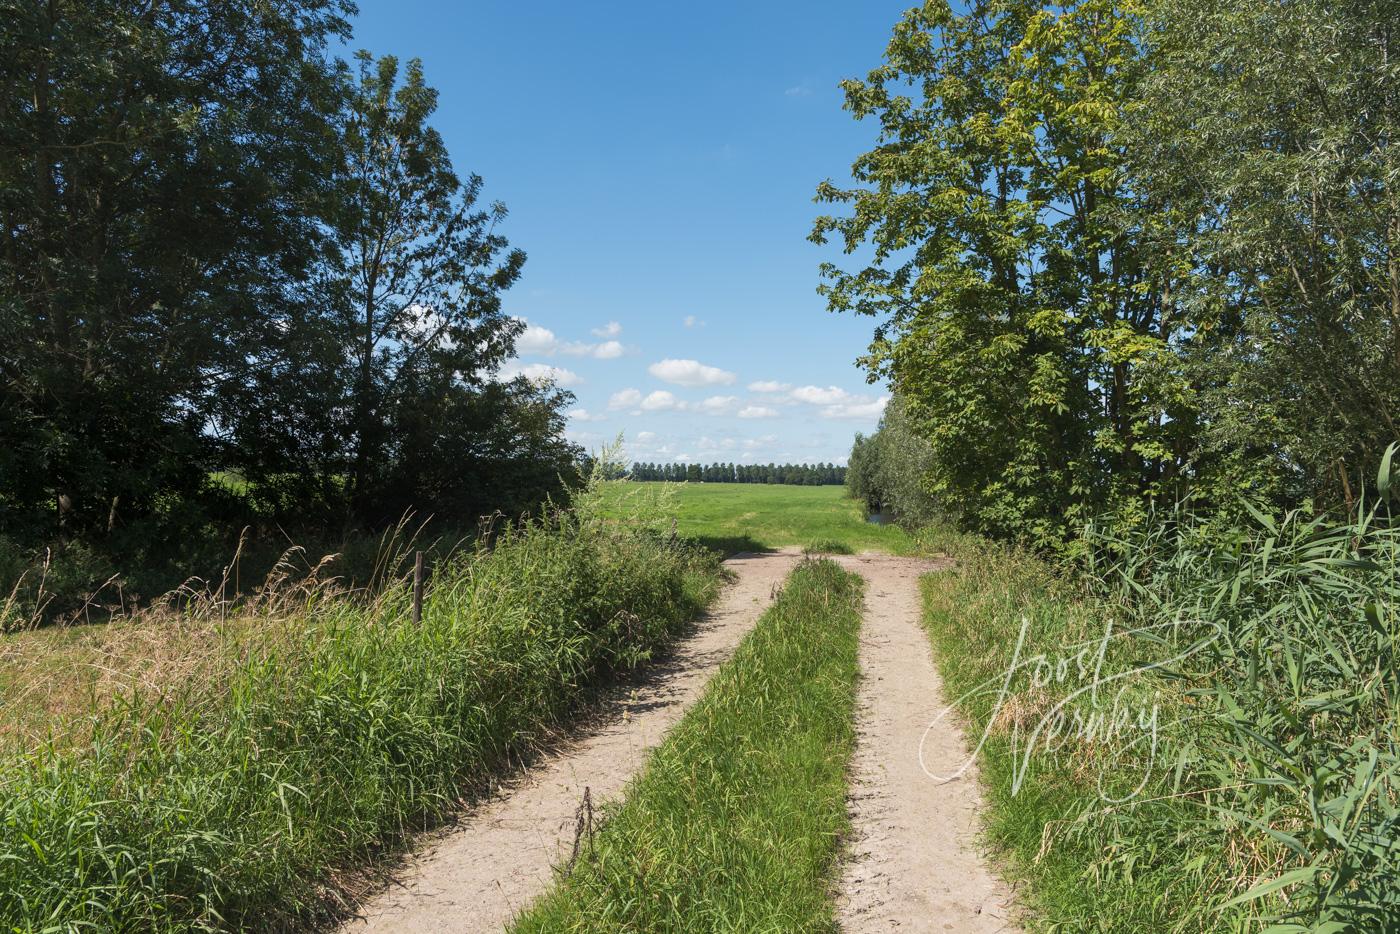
818,0,1400,549
1,1,580,608
627,462,846,486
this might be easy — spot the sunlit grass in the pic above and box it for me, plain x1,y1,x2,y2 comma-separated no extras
0,487,723,931
913,497,1400,932
596,481,911,555
512,558,863,932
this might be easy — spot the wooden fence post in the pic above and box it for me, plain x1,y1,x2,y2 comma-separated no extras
412,551,424,625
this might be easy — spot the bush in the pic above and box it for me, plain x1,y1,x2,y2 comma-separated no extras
846,395,940,527
0,535,117,631
917,451,1400,930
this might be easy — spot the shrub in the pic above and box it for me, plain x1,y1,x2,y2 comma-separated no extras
918,449,1400,930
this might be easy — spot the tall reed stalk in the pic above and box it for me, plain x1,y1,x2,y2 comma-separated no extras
1078,446,1400,929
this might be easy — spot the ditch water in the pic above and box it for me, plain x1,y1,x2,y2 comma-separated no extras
866,511,891,526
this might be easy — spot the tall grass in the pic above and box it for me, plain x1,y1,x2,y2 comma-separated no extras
511,558,864,932
0,482,721,931
915,450,1400,932
1079,472,1400,930
918,531,1214,931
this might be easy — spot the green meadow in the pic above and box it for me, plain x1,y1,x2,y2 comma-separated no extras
597,481,910,555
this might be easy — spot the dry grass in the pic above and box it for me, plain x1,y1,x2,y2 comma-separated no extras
0,547,347,751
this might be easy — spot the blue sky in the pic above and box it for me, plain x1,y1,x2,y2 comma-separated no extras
351,0,911,465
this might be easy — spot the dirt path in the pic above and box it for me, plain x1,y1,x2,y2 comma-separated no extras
832,553,1020,933
339,549,803,933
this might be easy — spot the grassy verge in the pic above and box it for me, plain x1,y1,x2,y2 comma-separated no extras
915,510,1400,932
0,493,721,930
511,558,864,933
917,529,1214,931
597,481,910,555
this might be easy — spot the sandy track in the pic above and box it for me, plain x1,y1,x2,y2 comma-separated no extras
338,549,803,934
832,552,1019,933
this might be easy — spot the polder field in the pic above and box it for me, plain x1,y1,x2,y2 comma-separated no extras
595,481,911,555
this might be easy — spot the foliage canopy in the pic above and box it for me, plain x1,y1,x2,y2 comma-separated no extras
820,0,1400,547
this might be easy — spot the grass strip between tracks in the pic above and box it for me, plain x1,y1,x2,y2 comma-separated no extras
513,557,864,933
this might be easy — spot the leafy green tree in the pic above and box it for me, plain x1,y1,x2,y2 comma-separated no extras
337,53,526,512
846,396,940,524
815,0,1193,545
334,53,529,518
0,0,351,542
1129,0,1400,507
232,52,569,525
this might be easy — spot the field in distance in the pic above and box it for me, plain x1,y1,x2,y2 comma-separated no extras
598,481,910,555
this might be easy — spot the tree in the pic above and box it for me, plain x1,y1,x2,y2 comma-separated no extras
814,0,1192,546
1129,0,1400,507
0,0,352,543
844,395,940,523
334,52,529,519
231,52,567,525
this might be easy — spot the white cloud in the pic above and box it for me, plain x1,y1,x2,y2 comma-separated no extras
737,405,779,419
608,388,643,409
514,320,558,355
499,361,581,387
697,395,738,415
641,390,682,412
559,339,627,359
748,380,791,393
593,340,625,359
683,315,705,328
568,408,606,422
784,84,812,97
514,318,624,360
648,358,736,387
820,396,889,419
635,430,657,442
789,385,855,405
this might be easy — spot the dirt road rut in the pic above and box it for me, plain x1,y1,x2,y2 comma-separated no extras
340,549,802,933
340,549,1017,932
832,553,1019,932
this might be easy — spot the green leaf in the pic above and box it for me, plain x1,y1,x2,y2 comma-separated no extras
1217,865,1324,910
